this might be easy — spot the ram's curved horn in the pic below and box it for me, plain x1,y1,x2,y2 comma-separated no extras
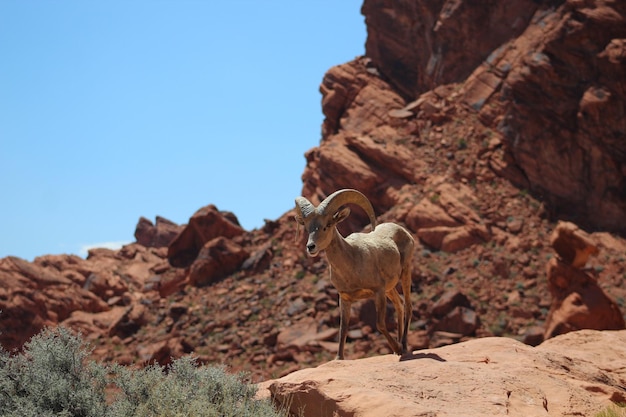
318,189,377,230
295,196,316,219
294,196,316,242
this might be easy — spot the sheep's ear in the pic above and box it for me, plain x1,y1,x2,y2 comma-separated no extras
333,207,350,224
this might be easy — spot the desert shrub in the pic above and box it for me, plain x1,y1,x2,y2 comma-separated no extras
0,327,107,417
0,327,284,417
107,357,282,417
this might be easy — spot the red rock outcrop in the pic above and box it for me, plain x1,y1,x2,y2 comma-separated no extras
167,205,244,268
405,181,490,253
302,57,412,224
460,1,626,232
362,0,542,98
188,237,248,287
134,216,183,248
0,244,167,350
544,222,625,339
0,256,108,349
306,0,626,235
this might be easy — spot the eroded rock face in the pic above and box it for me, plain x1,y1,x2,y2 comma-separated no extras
544,221,625,339
463,1,626,231
260,330,626,417
303,58,413,225
309,0,626,235
362,0,541,98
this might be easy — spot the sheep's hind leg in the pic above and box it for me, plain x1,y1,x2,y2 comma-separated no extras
375,290,403,355
400,267,412,354
386,288,405,349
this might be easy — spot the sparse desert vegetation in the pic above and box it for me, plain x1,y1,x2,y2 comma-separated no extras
0,327,285,417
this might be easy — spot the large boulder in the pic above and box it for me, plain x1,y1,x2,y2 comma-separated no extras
407,182,490,252
544,222,625,339
188,237,248,287
134,216,183,248
260,330,626,417
167,205,245,268
544,258,625,339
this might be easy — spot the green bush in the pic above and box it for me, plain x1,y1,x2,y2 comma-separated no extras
107,357,281,417
0,327,107,417
0,327,284,417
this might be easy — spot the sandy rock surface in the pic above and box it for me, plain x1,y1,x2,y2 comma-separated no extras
260,330,626,417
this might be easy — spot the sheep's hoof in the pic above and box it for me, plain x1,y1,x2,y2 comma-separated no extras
390,343,403,356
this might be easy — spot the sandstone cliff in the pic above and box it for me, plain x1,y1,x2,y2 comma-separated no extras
305,0,626,234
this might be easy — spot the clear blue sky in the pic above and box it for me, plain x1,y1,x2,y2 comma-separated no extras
0,1,366,261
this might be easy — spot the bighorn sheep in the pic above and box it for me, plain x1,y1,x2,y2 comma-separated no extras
295,189,414,359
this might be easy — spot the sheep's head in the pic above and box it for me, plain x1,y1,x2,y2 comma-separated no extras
294,189,377,257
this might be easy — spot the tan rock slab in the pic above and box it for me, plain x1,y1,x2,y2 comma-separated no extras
259,330,626,417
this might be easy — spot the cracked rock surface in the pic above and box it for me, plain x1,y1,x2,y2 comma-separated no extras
261,329,626,417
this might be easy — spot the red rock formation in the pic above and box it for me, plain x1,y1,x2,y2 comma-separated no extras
304,57,420,202
0,244,170,350
307,0,626,235
134,216,183,248
0,256,109,349
167,205,244,268
362,0,542,98
462,1,626,232
188,237,248,287
544,222,625,339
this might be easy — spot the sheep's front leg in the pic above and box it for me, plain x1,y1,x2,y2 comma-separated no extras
375,290,403,355
336,295,352,360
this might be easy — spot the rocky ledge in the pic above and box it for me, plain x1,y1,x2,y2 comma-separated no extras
259,329,626,417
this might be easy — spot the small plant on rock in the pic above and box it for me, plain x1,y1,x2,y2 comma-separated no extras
594,403,626,417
